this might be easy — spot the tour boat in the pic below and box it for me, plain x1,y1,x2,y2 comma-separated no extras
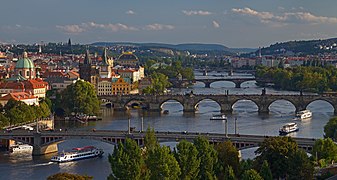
9,144,33,153
210,114,227,120
50,146,104,163
279,123,299,135
293,109,312,120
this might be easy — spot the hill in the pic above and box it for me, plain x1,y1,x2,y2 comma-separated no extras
259,38,337,56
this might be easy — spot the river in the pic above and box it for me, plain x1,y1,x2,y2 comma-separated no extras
0,72,333,179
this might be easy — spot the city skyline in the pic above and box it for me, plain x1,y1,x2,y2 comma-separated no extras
1,0,337,48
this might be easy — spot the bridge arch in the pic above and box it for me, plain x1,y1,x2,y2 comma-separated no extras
231,99,259,113
194,98,221,113
123,98,147,109
306,99,335,113
159,99,184,113
208,81,236,88
268,99,296,114
266,98,298,113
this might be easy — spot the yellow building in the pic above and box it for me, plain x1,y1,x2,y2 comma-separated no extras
111,77,132,95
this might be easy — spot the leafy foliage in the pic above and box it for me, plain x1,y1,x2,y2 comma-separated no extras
60,80,100,115
312,138,337,164
224,165,237,180
259,160,272,180
174,140,200,180
194,136,217,180
142,72,172,95
241,169,263,180
47,172,93,180
214,141,240,178
324,117,337,139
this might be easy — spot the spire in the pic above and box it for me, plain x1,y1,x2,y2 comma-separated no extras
23,51,28,58
84,49,91,64
102,48,108,65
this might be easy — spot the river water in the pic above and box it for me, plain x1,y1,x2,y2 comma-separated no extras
0,72,333,180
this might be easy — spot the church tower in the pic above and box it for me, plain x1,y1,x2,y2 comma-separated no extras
99,48,113,78
79,50,93,82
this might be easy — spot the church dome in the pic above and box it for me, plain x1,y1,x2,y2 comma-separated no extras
118,52,139,61
15,52,35,69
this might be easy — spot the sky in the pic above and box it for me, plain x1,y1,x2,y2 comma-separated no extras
1,0,337,48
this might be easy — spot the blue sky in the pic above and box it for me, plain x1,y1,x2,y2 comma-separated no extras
1,0,337,48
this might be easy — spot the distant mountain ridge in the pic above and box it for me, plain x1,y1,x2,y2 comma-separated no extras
92,42,230,51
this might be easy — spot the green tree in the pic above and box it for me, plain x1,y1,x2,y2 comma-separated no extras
259,160,272,180
108,138,143,180
241,169,263,180
60,80,100,115
324,117,337,139
287,149,314,180
215,141,240,177
312,138,337,164
144,127,159,154
239,159,254,176
254,136,298,179
194,136,217,180
47,172,93,180
0,113,9,128
146,145,181,180
224,165,236,180
174,140,200,180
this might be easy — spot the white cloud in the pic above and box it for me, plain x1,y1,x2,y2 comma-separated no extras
144,23,175,31
212,20,220,28
56,25,85,34
57,22,138,34
182,10,212,16
126,10,135,15
232,7,337,26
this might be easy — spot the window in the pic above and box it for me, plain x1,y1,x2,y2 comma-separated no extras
27,71,30,76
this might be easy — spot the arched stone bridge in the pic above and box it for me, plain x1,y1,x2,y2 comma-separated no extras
173,78,256,88
0,130,316,155
99,94,337,114
194,78,256,88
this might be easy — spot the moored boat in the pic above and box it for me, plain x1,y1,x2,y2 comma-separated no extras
9,143,33,153
279,122,299,135
210,114,227,120
51,146,104,163
293,109,312,120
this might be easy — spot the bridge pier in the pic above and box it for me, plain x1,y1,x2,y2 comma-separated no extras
204,82,211,88
32,133,58,156
148,103,161,112
258,105,269,114
234,82,241,88
220,104,233,114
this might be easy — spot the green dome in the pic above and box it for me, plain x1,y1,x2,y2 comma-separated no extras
15,53,35,69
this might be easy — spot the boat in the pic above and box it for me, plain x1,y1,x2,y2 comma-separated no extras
50,146,104,163
9,143,33,153
293,109,312,120
279,122,299,135
210,114,227,120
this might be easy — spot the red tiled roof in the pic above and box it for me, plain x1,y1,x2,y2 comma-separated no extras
0,92,37,101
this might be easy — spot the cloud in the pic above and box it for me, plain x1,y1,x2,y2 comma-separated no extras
212,20,220,28
232,7,337,26
126,10,135,15
144,23,174,31
182,10,212,16
56,25,85,34
57,22,138,34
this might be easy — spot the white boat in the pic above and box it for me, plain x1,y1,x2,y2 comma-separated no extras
279,122,299,135
51,146,104,163
9,144,33,153
293,109,312,120
210,114,227,120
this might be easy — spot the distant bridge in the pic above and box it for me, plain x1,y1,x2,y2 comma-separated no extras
170,77,257,88
0,130,316,155
99,94,337,114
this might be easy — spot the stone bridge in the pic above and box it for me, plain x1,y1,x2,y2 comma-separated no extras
0,130,316,155
99,94,337,114
194,78,256,88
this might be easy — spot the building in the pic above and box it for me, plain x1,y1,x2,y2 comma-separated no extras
138,77,152,94
116,52,139,67
79,50,99,85
14,51,36,79
97,78,112,96
111,77,132,95
0,92,39,106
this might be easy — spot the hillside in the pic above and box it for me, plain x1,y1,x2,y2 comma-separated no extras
259,38,337,56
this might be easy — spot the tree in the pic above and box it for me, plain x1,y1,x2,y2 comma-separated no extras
241,169,263,180
47,172,93,180
224,165,236,180
60,80,100,115
0,113,9,128
324,117,337,139
214,141,240,177
287,149,314,180
259,160,272,180
194,136,217,180
254,136,298,179
108,138,143,180
174,140,200,180
312,138,337,164
146,145,181,180
144,127,159,154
